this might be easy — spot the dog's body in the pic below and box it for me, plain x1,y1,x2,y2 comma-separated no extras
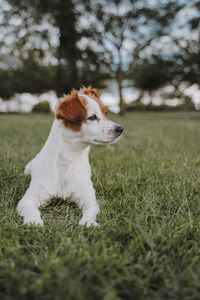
17,88,123,227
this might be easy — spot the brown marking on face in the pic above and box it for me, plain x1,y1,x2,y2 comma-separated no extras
56,90,87,131
108,129,115,135
80,86,107,118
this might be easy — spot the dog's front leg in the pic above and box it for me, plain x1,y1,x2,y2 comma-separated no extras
78,195,100,228
17,181,52,226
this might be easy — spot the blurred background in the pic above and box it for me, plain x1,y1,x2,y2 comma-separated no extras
0,0,200,114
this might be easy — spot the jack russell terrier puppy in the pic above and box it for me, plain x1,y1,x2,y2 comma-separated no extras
17,87,123,227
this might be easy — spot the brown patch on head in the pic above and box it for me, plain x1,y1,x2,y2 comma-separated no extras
80,86,107,117
56,90,87,131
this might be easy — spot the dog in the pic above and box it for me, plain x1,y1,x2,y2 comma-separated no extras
17,87,123,227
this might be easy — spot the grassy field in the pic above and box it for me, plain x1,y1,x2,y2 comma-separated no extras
0,112,200,300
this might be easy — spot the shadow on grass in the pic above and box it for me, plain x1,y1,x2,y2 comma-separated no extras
44,198,77,209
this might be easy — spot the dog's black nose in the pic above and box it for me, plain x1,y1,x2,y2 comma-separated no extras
115,125,123,134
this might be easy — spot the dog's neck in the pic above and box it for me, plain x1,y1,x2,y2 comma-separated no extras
51,120,90,157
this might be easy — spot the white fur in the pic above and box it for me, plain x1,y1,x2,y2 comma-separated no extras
17,95,122,227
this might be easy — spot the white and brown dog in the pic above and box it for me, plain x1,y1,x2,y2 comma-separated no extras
17,87,123,227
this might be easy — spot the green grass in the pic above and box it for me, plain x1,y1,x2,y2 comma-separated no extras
1,112,200,300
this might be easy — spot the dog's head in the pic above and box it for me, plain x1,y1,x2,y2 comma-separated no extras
56,87,123,145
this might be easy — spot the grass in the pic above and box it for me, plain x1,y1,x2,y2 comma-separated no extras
0,112,200,300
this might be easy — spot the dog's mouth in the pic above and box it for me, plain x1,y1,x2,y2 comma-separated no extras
93,139,110,144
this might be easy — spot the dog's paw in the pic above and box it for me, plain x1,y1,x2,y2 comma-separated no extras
79,216,99,228
23,217,44,227
17,202,44,226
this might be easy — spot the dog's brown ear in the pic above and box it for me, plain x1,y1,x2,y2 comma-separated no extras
56,90,87,123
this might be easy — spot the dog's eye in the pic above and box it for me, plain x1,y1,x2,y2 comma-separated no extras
88,114,97,121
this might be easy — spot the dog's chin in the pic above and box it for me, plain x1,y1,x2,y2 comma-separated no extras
92,135,122,145
92,140,111,145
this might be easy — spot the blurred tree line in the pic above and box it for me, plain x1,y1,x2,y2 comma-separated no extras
0,0,200,113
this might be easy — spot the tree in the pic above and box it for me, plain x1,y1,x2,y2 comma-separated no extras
169,39,200,86
83,0,184,114
32,101,51,113
1,0,198,113
131,58,169,92
2,0,82,95
82,0,136,114
128,0,200,103
0,53,57,99
0,0,108,99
